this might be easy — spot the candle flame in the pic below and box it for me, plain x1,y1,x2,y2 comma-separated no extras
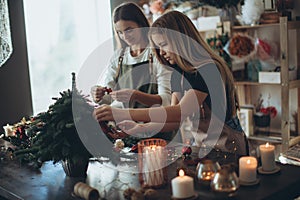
247,159,251,164
179,169,185,177
266,142,269,147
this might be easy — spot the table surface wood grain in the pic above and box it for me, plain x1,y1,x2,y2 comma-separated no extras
1,139,300,200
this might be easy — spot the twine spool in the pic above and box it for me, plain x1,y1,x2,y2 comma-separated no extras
73,182,99,200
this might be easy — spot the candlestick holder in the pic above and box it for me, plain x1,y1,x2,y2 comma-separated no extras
138,138,168,188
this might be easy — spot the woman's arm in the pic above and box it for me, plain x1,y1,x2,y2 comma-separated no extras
154,63,172,106
132,90,164,106
109,57,172,107
117,120,180,138
171,92,181,105
94,89,207,124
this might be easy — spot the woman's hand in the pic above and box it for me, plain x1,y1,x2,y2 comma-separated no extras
90,85,107,103
111,89,136,103
93,105,120,122
117,121,162,138
117,120,141,135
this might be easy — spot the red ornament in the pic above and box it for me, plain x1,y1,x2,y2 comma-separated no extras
105,87,112,94
130,144,138,153
182,146,192,156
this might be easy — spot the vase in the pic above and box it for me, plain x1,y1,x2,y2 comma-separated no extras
218,7,238,25
254,114,271,128
61,158,89,177
138,138,168,188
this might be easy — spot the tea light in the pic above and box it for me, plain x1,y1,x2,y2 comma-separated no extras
239,156,257,183
171,169,194,199
196,160,220,185
259,143,276,171
202,171,214,181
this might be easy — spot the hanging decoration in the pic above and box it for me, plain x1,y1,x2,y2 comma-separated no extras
0,0,13,67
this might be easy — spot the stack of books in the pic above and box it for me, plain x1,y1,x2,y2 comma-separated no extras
279,144,300,166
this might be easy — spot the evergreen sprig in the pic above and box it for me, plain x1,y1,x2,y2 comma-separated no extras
14,89,93,168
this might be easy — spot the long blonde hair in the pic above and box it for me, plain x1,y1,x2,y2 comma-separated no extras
149,11,239,117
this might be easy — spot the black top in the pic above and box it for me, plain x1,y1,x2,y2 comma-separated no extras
170,63,229,121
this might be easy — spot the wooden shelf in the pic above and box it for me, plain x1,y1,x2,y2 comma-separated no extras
234,81,281,86
289,80,300,89
248,135,282,144
232,20,300,31
234,79,300,88
232,17,300,152
287,21,300,29
232,23,279,30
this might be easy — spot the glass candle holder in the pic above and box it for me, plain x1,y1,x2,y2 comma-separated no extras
196,160,221,185
138,138,168,188
211,164,239,196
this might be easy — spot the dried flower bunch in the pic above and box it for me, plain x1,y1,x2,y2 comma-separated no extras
229,34,255,57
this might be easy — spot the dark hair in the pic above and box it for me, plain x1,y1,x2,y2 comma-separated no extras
113,2,150,48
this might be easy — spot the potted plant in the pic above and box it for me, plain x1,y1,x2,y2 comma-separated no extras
254,94,277,128
14,75,95,177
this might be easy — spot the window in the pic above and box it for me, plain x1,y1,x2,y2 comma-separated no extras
23,0,112,114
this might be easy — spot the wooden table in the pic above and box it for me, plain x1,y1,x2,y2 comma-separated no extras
1,140,300,200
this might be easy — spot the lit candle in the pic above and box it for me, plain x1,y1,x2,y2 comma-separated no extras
143,145,164,186
239,156,257,183
202,171,214,181
259,143,276,171
171,169,194,199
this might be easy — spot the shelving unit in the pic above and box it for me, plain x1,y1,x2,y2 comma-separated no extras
232,17,300,152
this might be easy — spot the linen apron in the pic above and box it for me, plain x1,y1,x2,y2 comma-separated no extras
115,52,158,109
115,51,175,141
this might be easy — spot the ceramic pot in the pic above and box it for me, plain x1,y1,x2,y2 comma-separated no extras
254,113,270,128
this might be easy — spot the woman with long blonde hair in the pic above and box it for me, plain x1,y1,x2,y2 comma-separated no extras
94,11,249,156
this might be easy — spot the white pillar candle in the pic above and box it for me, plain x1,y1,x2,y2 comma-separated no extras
259,143,276,171
143,145,164,186
171,169,194,199
239,156,257,183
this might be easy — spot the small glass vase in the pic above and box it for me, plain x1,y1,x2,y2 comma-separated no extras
218,6,238,25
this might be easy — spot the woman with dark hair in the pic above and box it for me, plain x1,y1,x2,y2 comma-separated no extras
91,2,171,109
94,11,249,156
